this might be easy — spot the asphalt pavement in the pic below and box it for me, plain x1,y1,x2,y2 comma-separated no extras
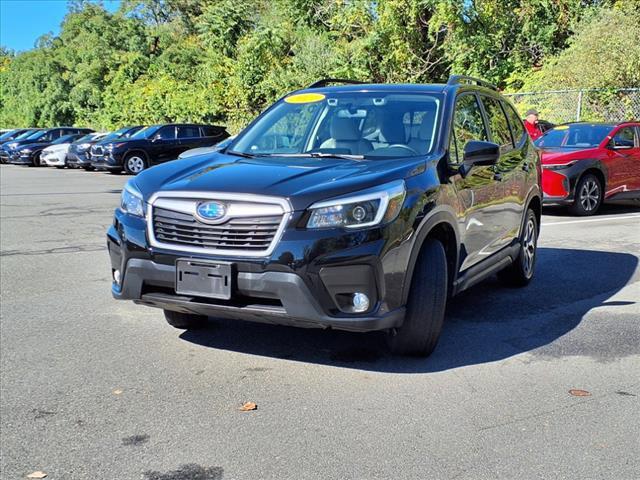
1,165,639,480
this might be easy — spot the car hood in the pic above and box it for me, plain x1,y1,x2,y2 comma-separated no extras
16,141,50,151
539,147,602,165
134,152,427,210
43,144,69,152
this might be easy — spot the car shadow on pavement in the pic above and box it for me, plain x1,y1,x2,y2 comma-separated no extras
180,247,638,373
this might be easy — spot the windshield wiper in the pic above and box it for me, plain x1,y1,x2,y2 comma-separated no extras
254,152,365,160
226,150,259,158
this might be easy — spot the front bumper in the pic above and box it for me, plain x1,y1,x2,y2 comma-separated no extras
92,152,122,170
107,208,408,333
10,153,33,165
41,154,65,166
67,151,92,166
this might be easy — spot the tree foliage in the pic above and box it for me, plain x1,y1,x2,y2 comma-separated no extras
0,0,635,130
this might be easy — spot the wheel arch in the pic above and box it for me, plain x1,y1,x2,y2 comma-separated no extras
401,208,460,304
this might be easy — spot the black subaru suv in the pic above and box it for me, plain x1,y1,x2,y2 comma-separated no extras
97,123,229,175
107,76,542,357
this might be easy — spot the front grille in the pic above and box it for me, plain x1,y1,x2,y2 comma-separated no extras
152,207,283,252
92,145,103,155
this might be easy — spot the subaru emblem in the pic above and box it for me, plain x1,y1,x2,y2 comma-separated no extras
196,201,227,223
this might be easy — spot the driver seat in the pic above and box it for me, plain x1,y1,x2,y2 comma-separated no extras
320,117,372,155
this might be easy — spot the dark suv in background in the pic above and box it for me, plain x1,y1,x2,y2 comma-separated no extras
108,76,542,357
66,132,109,170
97,123,229,174
90,125,145,169
8,127,93,166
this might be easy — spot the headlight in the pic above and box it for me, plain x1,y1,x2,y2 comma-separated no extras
77,143,91,151
21,148,33,154
120,180,145,217
543,160,578,170
8,142,18,148
306,180,406,229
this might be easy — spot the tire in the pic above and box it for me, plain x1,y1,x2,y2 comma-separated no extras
108,169,122,175
569,173,602,216
164,310,208,329
31,152,41,167
82,165,94,171
498,209,538,287
387,239,447,357
56,166,65,169
124,153,147,175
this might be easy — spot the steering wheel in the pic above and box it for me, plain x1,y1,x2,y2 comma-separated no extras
387,144,419,155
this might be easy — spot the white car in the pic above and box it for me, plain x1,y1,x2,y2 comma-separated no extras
41,132,106,168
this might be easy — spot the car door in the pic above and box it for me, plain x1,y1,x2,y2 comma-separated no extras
479,95,525,244
606,126,640,195
449,92,505,271
149,126,178,164
176,125,204,154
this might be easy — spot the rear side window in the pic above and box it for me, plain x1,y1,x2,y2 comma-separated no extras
450,94,488,163
481,96,513,150
503,102,526,144
177,126,200,139
202,126,221,137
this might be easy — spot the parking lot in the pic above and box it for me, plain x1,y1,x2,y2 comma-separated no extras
1,164,639,479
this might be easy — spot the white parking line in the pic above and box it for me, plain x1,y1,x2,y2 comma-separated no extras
543,214,640,226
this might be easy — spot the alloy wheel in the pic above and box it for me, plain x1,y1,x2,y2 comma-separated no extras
127,156,145,174
579,179,600,212
521,218,536,278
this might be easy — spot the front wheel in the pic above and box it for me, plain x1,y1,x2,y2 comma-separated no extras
164,310,208,329
31,152,41,167
498,209,538,287
387,239,447,357
569,173,602,216
124,153,147,175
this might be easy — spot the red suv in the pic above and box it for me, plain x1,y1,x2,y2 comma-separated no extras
536,122,640,215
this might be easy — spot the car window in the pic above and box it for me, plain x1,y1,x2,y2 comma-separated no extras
503,102,526,144
155,126,176,140
611,127,636,148
536,124,614,148
202,126,220,137
481,96,513,150
451,94,488,164
177,126,200,139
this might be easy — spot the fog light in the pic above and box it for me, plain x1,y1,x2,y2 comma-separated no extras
113,269,121,285
352,292,370,313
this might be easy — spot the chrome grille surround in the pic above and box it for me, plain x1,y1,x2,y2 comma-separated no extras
147,191,292,257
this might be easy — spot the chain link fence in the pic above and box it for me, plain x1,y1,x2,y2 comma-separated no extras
504,88,640,124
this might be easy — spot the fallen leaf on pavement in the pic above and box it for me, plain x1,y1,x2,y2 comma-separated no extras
27,472,47,479
239,402,257,411
569,389,591,397
112,389,123,395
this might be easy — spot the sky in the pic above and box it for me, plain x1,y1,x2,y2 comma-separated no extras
1,0,121,52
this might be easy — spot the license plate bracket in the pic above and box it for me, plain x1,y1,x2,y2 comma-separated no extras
175,259,232,300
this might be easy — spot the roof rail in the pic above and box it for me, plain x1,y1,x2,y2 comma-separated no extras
447,75,497,91
307,78,366,89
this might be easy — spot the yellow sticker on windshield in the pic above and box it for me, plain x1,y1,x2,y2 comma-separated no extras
284,93,326,104
554,125,569,130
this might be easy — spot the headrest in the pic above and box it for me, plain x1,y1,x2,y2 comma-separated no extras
330,117,361,141
418,115,435,140
379,115,406,144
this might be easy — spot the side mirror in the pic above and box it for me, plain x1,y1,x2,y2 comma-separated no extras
152,134,162,142
462,140,500,169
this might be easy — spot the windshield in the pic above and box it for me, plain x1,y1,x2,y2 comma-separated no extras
535,124,614,148
52,134,78,145
131,125,161,140
27,130,49,140
0,130,19,141
101,126,136,142
75,133,97,144
15,130,38,140
230,92,442,159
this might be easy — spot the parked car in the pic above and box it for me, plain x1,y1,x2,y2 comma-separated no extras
0,129,42,163
90,125,145,170
40,133,88,168
97,123,229,174
536,122,640,215
0,128,34,145
177,135,236,159
108,76,542,357
66,132,109,170
9,127,94,166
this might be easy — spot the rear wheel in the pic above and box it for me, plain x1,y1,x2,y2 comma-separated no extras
569,173,602,216
164,310,208,329
387,239,447,357
124,153,147,175
498,208,538,287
